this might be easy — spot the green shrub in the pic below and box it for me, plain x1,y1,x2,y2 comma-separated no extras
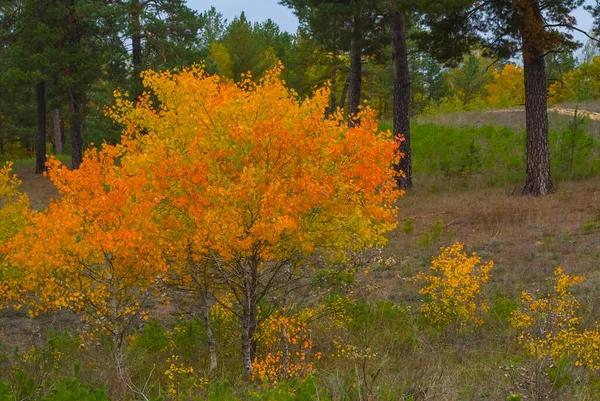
552,109,600,180
402,218,414,235
41,376,110,401
418,220,443,248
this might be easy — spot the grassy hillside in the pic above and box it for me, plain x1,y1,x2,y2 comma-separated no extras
418,104,600,138
380,121,600,192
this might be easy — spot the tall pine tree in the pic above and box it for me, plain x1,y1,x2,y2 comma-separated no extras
420,0,584,195
0,0,62,173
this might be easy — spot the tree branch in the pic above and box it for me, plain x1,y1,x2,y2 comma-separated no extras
545,24,600,43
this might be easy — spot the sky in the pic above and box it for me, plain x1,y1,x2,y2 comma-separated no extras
187,0,596,47
188,0,299,32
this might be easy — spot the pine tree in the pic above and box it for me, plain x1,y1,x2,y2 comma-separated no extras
420,0,585,195
281,0,388,125
390,0,412,188
58,0,113,169
110,0,203,98
0,0,61,173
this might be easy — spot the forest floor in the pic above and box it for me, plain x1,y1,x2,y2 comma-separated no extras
373,176,600,306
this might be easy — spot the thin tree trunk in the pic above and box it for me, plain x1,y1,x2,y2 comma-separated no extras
132,0,143,99
67,5,82,169
348,15,362,127
340,75,350,112
188,251,218,371
69,94,83,169
390,3,412,189
280,321,289,376
241,302,257,377
35,81,46,174
520,0,555,196
328,51,338,116
200,290,217,371
241,262,258,378
50,109,63,155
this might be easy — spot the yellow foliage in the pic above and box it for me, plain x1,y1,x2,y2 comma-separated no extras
106,63,401,265
252,308,322,384
548,57,600,103
510,267,600,370
417,243,493,331
485,64,525,108
208,42,233,80
0,163,31,309
164,354,207,396
0,162,30,243
333,338,377,361
5,148,167,345
105,64,401,375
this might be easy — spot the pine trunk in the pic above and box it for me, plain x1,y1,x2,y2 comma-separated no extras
67,6,83,169
50,109,63,155
348,15,362,127
340,75,350,111
328,51,338,116
520,0,555,196
390,3,412,189
132,0,143,99
69,94,83,169
35,81,46,174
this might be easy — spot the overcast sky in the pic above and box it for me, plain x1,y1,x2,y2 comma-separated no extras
187,0,299,32
187,0,596,46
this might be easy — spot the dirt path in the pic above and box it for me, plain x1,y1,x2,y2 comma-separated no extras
487,106,600,120
549,107,600,120
15,170,59,210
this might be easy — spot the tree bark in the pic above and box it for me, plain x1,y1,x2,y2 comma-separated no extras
348,15,362,127
50,109,63,155
66,5,83,169
328,51,338,116
520,0,555,196
132,0,143,99
200,290,217,371
69,94,83,169
35,81,46,174
390,3,412,189
340,75,350,112
241,261,258,377
241,301,257,377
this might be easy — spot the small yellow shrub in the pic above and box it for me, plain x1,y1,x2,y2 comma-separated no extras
510,267,600,370
417,243,493,331
252,309,319,384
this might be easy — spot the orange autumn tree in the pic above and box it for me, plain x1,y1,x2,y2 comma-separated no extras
107,64,402,376
6,146,167,388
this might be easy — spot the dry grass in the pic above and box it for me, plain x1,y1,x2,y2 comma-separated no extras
370,177,600,306
418,106,600,138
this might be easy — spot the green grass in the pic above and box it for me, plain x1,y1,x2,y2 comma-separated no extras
3,155,72,173
380,122,600,191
